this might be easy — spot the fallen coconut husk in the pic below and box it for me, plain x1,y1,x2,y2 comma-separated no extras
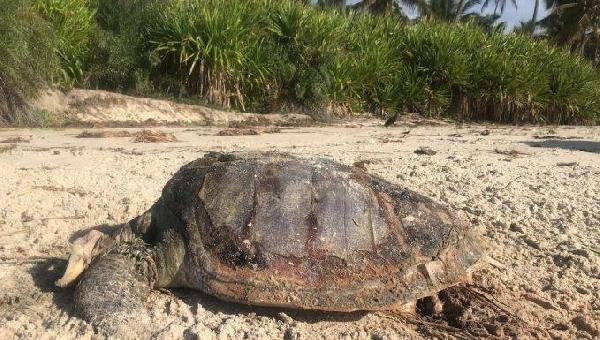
0,144,16,153
378,137,404,143
217,127,281,136
217,128,260,136
415,146,437,155
77,130,132,138
556,162,578,167
133,130,178,143
494,149,529,158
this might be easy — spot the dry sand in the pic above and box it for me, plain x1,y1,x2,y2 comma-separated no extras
29,89,313,127
0,120,598,339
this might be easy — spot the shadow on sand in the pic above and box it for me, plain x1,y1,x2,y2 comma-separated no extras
68,223,123,242
28,258,74,315
27,224,128,317
524,139,600,153
170,288,367,324
28,223,366,324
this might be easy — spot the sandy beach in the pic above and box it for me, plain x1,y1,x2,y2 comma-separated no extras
0,120,598,339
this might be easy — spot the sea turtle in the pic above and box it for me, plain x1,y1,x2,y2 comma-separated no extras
56,152,484,334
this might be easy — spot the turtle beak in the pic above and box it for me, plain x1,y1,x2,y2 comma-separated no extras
56,230,105,287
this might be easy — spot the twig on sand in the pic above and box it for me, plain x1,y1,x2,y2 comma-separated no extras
503,175,522,189
77,130,132,138
556,162,578,167
461,285,532,327
342,150,396,155
410,319,473,340
461,286,512,316
38,215,86,221
588,247,600,256
18,215,85,221
32,185,89,197
382,312,473,340
0,136,30,143
0,229,29,237
0,255,65,265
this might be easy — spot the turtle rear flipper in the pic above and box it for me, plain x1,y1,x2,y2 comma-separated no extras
75,253,153,337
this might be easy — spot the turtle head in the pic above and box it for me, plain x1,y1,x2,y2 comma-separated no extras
56,229,109,287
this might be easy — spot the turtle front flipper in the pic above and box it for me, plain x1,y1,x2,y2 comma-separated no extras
56,198,182,288
75,252,154,337
55,216,151,288
55,230,106,287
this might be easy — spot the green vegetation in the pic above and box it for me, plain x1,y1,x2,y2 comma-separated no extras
85,0,160,92
540,0,600,65
147,0,271,110
35,0,96,86
0,0,58,125
0,0,599,126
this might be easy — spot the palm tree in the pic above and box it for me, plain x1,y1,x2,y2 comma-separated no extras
527,0,541,33
335,0,505,39
481,0,517,15
419,0,485,21
540,0,600,65
522,0,555,35
352,0,492,23
350,0,404,15
317,0,346,8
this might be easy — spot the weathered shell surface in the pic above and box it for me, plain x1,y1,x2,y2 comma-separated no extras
156,152,483,311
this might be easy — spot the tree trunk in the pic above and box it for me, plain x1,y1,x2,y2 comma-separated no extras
455,0,467,21
351,0,375,11
595,28,600,66
530,0,540,34
578,34,589,57
351,0,396,14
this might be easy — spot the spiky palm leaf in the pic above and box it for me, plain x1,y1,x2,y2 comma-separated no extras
482,0,517,14
540,0,600,64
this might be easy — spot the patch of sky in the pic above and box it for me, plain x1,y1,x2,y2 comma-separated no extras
343,0,550,29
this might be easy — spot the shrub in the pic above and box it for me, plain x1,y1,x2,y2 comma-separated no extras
84,0,161,92
453,26,600,124
144,2,599,123
266,2,348,111
3,0,599,125
35,0,96,87
329,14,407,114
0,0,58,125
147,0,271,110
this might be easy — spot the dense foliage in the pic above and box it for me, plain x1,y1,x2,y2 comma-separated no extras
0,0,58,125
540,0,600,65
1,0,599,125
35,0,96,86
